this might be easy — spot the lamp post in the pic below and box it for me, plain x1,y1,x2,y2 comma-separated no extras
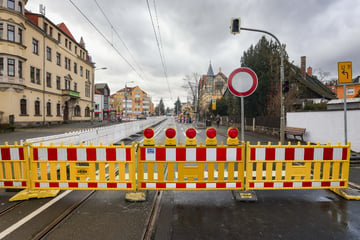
124,81,134,120
91,67,107,124
230,19,286,143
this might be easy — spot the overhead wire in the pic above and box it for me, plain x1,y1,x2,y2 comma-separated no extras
146,0,172,100
93,0,147,79
68,0,145,81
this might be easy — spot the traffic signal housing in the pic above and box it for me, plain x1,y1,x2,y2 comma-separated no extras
230,18,241,34
282,79,289,94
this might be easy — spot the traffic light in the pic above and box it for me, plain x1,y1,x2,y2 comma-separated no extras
282,79,289,94
230,18,241,34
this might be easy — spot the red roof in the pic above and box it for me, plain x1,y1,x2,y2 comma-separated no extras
57,23,76,42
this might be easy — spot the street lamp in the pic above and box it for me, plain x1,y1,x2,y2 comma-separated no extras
230,18,286,143
91,67,107,124
124,81,134,120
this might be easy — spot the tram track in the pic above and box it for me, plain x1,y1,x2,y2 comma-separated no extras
0,201,26,217
31,190,96,240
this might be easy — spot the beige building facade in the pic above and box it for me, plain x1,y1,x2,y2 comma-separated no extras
0,0,94,127
110,85,154,118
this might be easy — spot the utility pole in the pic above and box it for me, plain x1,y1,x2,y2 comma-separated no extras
91,67,107,124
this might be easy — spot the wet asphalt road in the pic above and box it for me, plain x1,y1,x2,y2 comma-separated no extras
1,118,360,240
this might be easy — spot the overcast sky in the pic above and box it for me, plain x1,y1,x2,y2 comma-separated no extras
25,0,360,108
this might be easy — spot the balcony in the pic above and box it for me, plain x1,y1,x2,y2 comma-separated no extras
62,89,80,99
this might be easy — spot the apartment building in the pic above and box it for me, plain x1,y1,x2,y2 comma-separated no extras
0,1,94,127
110,85,154,118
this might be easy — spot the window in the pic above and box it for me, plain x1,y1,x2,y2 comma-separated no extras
36,68,41,84
69,41,72,50
46,102,51,116
32,38,39,54
43,23,48,34
18,28,22,44
86,69,90,80
65,79,70,90
18,2,22,12
0,58,3,76
85,107,90,117
65,39,68,47
18,60,22,78
56,76,61,90
30,66,35,83
80,66,83,76
65,57,71,70
0,23,3,39
7,58,15,76
74,105,81,117
7,0,15,9
56,52,61,65
74,62,77,74
58,33,61,42
20,99,27,115
46,72,52,88
347,88,355,95
7,25,14,41
49,27,53,37
74,82,77,92
46,47,52,61
35,100,41,115
75,46,77,55
85,82,90,97
57,103,61,116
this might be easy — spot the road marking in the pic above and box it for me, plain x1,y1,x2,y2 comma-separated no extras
0,190,72,239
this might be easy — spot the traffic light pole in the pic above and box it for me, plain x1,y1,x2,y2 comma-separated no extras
239,27,286,144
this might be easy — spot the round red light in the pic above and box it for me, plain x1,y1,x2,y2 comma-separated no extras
186,128,197,139
228,128,239,138
206,128,217,138
165,128,176,138
144,128,154,138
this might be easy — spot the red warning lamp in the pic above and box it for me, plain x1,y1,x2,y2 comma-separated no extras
165,128,176,138
144,128,154,138
228,128,239,138
186,128,197,139
206,128,217,138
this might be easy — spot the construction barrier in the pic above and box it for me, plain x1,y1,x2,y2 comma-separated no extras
28,142,136,191
2,126,354,201
246,142,350,190
137,143,245,190
0,143,28,189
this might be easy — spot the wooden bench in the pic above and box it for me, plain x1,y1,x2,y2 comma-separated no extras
285,126,306,142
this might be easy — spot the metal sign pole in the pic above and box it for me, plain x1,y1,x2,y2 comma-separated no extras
343,84,348,145
241,97,245,142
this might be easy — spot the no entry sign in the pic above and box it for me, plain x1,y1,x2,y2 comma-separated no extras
228,67,258,97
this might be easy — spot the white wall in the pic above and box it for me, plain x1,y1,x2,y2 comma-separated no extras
287,110,360,152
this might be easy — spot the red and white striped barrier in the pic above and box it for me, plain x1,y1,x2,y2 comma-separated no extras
0,146,27,189
33,147,132,161
141,182,242,189
140,147,243,161
250,147,348,161
35,182,132,189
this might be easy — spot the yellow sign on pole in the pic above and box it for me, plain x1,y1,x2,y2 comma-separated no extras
338,62,352,84
212,99,216,110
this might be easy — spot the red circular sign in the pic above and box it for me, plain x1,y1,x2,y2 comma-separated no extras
165,128,176,138
228,67,258,97
186,128,197,139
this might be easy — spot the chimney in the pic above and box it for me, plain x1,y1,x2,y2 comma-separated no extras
301,56,306,77
219,67,222,73
307,67,312,76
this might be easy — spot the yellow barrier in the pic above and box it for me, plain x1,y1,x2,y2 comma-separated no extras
28,142,136,191
138,143,245,191
0,143,28,189
246,142,350,190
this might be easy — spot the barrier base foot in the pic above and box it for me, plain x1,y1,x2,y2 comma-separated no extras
9,189,60,202
232,190,257,202
331,187,360,200
125,191,147,202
